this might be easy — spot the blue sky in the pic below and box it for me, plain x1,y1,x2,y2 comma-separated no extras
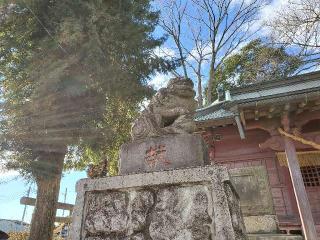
0,170,86,223
149,0,319,90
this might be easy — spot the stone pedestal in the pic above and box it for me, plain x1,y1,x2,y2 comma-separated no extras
119,134,209,175
70,166,247,240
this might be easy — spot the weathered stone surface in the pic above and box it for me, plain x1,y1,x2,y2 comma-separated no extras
229,166,275,216
86,233,145,240
244,215,278,234
70,166,247,240
224,182,247,238
130,190,154,232
83,185,213,240
149,186,212,240
248,234,303,240
229,166,278,234
84,190,154,238
119,134,209,174
131,77,197,140
84,191,128,234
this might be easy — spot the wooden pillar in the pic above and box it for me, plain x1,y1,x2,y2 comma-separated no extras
282,115,318,239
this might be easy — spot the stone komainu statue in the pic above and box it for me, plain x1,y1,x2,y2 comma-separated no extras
131,77,197,140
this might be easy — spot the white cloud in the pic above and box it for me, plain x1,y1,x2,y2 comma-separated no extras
253,0,293,36
226,40,250,57
149,73,173,90
186,43,212,62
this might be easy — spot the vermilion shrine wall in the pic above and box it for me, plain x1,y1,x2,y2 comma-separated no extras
202,125,320,234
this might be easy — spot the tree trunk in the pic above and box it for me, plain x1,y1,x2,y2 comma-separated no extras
207,65,215,104
29,150,66,240
197,68,203,107
197,79,203,107
207,54,216,105
176,39,188,79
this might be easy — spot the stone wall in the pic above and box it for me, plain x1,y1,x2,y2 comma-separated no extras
84,185,212,239
70,166,247,240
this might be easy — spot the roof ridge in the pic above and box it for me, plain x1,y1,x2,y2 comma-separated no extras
230,70,320,95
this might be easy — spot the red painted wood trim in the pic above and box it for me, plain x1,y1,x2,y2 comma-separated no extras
284,137,318,239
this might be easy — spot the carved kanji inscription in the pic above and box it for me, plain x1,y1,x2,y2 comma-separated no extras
145,145,171,168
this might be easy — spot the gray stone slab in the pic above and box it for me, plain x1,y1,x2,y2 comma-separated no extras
229,166,278,234
70,166,247,240
248,234,303,240
119,134,209,175
244,215,278,234
229,166,275,216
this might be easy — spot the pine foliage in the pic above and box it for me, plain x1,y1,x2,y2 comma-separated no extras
0,0,170,178
214,39,302,89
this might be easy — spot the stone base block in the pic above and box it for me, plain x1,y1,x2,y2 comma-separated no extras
244,215,278,233
70,166,247,240
119,134,209,175
248,234,303,240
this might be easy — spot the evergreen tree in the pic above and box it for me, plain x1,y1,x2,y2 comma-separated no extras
207,39,302,99
0,1,171,239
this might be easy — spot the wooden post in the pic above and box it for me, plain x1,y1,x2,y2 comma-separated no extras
21,186,31,225
282,115,318,239
20,196,74,211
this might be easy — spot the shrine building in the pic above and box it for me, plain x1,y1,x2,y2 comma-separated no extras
195,70,320,239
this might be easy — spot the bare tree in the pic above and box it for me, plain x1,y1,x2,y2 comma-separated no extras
183,24,211,107
158,0,267,105
268,0,320,71
160,0,189,79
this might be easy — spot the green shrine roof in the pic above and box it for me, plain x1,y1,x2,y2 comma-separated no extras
195,71,320,123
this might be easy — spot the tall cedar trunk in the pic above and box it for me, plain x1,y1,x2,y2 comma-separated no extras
29,150,66,240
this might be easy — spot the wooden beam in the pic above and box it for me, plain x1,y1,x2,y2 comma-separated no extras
246,118,281,132
259,131,320,151
296,101,307,114
282,114,318,240
240,110,246,127
284,103,290,111
55,216,71,223
235,115,246,139
269,106,275,113
296,108,304,114
254,109,259,120
20,197,74,211
310,105,320,111
284,138,318,239
298,102,307,109
294,110,320,128
268,106,275,118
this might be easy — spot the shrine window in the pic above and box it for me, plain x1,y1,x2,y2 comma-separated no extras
301,166,320,187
